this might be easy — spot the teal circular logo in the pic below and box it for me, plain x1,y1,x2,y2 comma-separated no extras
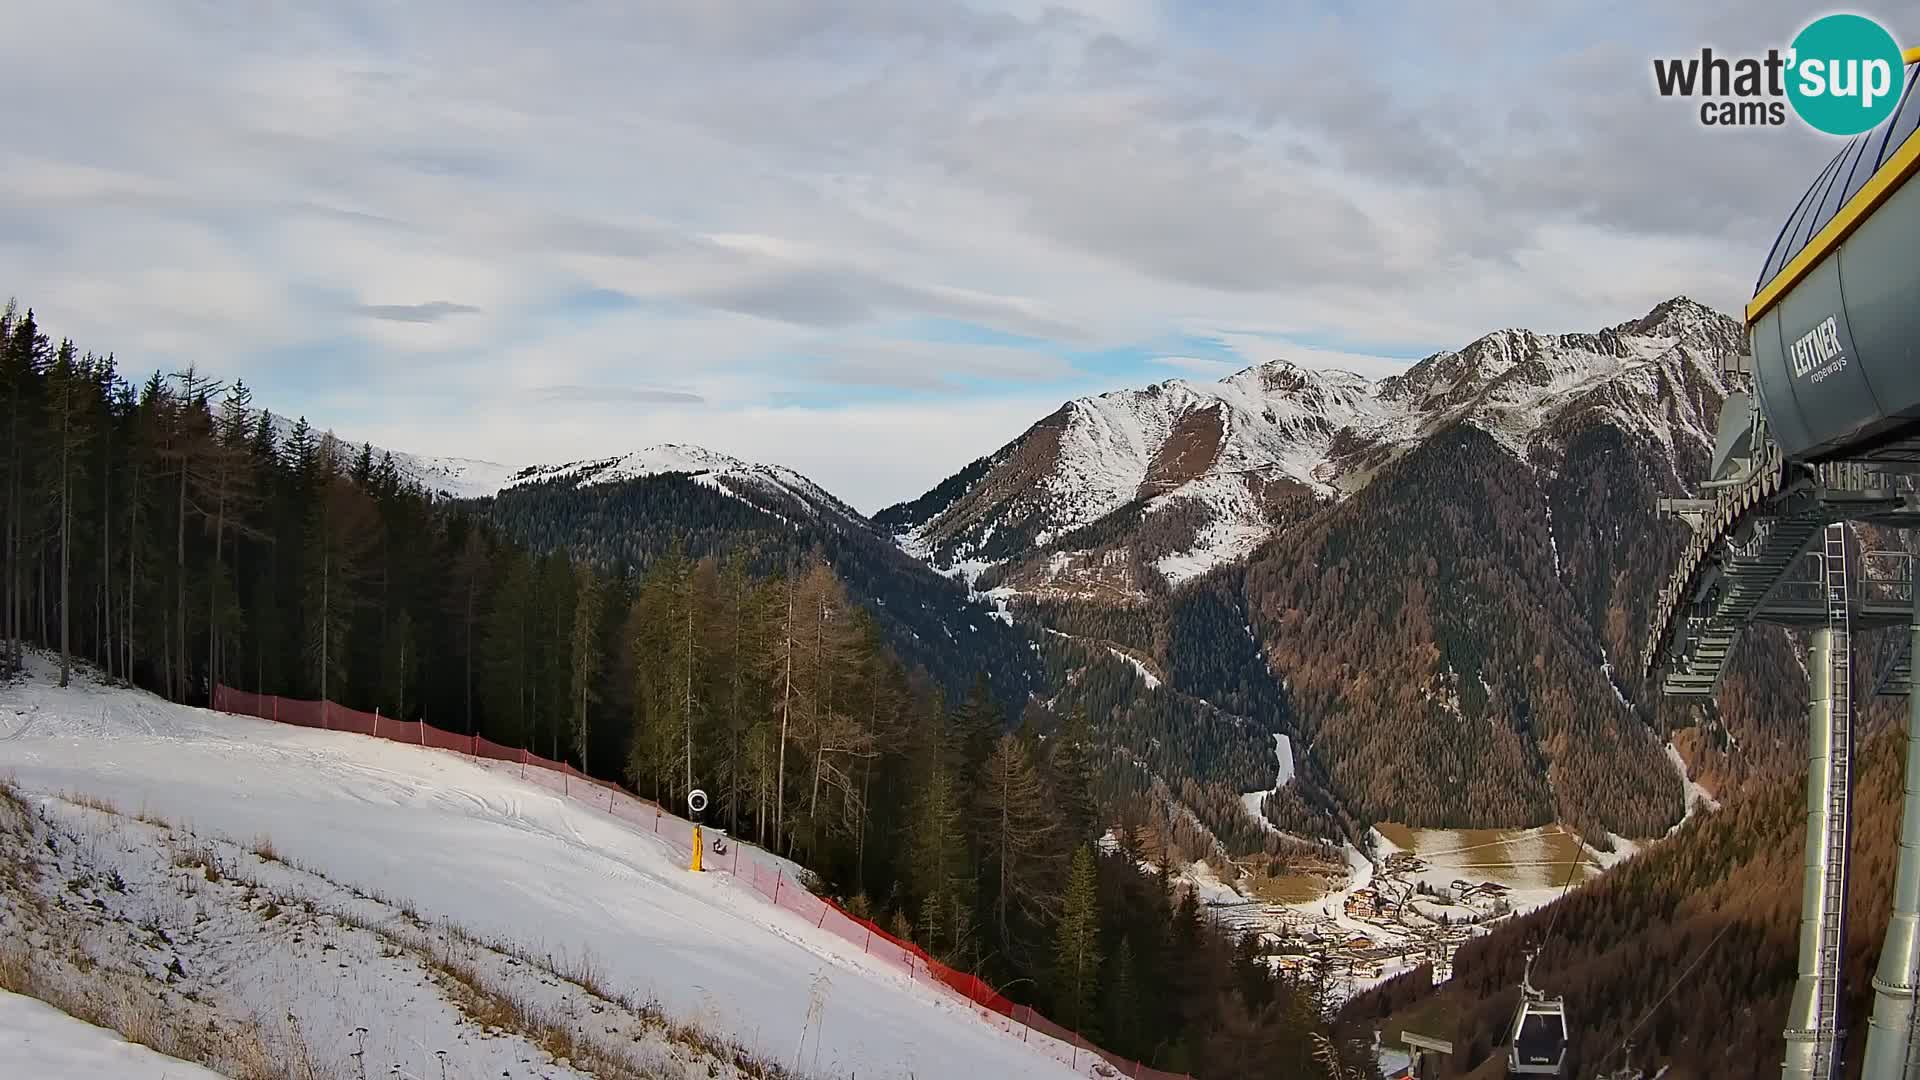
1787,14,1906,135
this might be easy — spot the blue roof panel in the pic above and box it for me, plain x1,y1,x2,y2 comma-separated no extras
1756,65,1920,297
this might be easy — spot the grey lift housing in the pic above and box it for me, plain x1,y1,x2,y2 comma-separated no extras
1750,65,1920,463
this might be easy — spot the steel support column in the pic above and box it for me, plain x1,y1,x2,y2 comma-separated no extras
1785,617,1851,1080
1863,584,1920,1079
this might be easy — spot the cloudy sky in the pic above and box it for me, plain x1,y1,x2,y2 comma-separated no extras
0,0,1885,510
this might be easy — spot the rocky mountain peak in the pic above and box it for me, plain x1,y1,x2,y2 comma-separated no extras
886,297,1743,599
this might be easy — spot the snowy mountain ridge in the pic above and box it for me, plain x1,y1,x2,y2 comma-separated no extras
251,409,517,501
254,408,844,520
882,296,1743,595
500,443,860,521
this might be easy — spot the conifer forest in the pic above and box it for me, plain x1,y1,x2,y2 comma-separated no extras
0,301,1359,1079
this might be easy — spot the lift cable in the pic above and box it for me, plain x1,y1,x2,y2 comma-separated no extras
1592,919,1736,1073
1538,829,1587,949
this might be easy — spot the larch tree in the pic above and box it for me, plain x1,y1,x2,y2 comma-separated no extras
766,567,803,851
976,733,1060,954
712,555,765,838
625,550,680,798
797,560,865,856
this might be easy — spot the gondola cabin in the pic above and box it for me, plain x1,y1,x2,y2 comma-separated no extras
1506,953,1569,1077
1507,995,1568,1076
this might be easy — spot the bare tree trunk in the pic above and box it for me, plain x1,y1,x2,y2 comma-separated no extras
320,546,329,706
683,582,694,799
208,481,223,698
465,580,475,734
998,754,1010,944
125,463,138,687
729,571,743,838
57,411,70,688
775,574,794,852
100,421,110,678
175,454,187,702
6,383,19,674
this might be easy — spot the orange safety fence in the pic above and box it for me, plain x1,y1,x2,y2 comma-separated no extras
211,685,1191,1080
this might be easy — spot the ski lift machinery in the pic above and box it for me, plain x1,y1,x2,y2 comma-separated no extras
1645,50,1920,1080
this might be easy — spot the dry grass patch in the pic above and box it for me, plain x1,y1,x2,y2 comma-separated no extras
0,923,306,1079
62,790,121,817
172,843,224,884
250,833,281,864
0,775,26,817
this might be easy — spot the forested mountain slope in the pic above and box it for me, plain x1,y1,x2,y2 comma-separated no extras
1344,693,1909,1079
473,446,1044,716
885,298,1809,840
0,301,1378,1080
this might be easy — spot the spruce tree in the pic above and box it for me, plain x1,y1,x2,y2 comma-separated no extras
481,549,534,743
302,445,377,706
45,341,94,687
1107,935,1138,1057
383,607,416,718
1050,705,1101,848
569,565,603,771
908,759,970,957
1054,844,1103,1033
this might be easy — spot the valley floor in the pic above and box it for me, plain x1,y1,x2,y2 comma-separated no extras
0,656,1087,1080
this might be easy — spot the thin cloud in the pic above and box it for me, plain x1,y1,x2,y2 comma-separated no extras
1152,356,1239,378
355,301,482,324
528,384,705,405
0,0,1829,494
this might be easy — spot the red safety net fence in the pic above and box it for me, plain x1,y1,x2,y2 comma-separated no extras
211,685,1190,1080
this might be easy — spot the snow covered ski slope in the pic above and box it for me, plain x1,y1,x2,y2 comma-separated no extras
0,663,1091,1080
0,990,223,1080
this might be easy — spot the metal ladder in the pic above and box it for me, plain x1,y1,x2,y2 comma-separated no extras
1814,522,1854,1079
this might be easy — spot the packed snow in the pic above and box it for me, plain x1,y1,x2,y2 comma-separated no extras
395,453,520,500
1667,741,1721,829
1154,512,1272,586
501,443,853,518
1108,647,1161,690
0,990,224,1080
0,659,1089,1080
1,790,713,1080
1239,734,1294,830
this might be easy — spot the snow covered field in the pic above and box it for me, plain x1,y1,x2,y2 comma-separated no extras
0,659,1087,1080
0,990,222,1080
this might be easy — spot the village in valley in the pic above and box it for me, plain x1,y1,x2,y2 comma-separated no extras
1171,824,1615,1000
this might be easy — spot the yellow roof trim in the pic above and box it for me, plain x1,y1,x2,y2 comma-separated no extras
1747,125,1920,326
